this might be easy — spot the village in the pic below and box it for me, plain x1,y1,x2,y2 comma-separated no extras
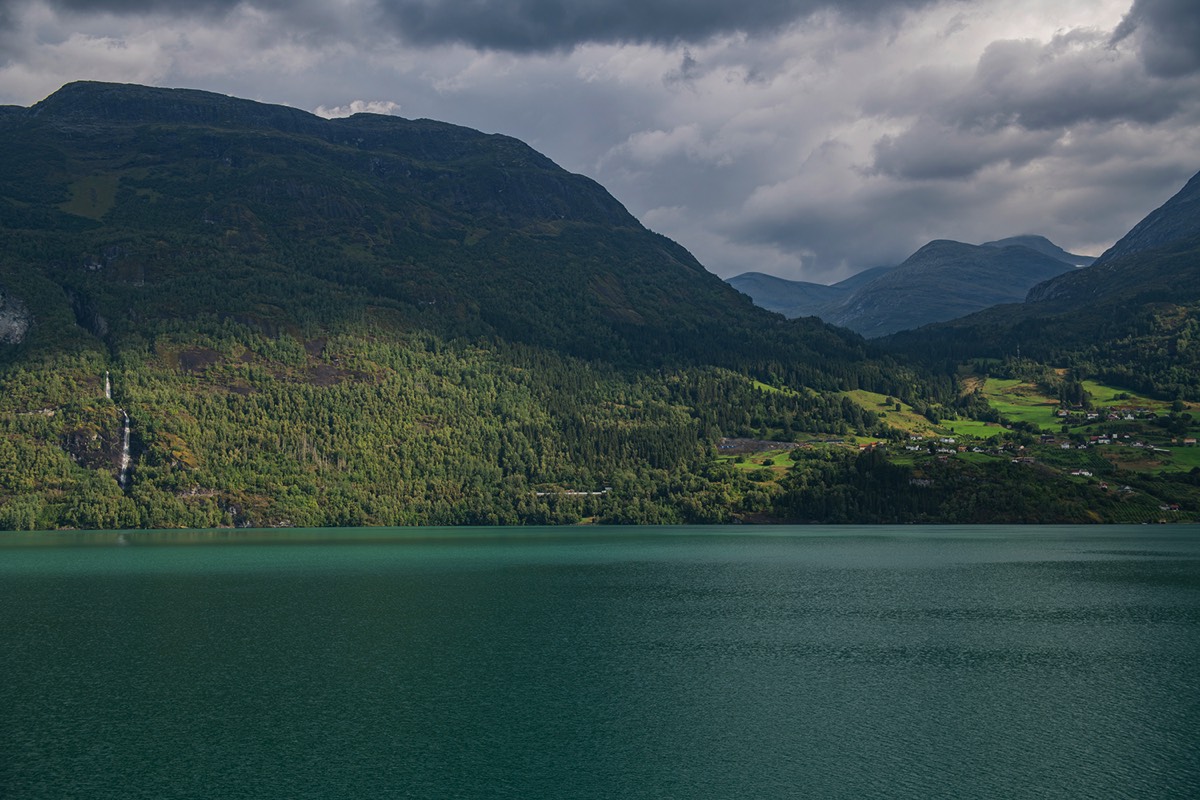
711,375,1200,522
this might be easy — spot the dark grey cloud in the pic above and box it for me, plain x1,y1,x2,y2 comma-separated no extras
1,0,241,16
374,0,941,51
0,0,335,31
872,121,1058,181
0,0,960,51
958,34,1189,129
1112,0,1200,77
2,0,951,50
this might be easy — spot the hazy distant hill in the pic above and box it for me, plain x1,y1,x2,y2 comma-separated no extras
730,237,1086,336
824,240,1079,337
726,266,893,318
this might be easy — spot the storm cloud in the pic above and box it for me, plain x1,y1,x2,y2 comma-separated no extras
370,0,949,52
1112,0,1200,77
0,0,1197,283
1,0,953,49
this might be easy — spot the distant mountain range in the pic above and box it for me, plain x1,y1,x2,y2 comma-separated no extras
884,168,1200,400
724,265,892,319
728,234,1094,336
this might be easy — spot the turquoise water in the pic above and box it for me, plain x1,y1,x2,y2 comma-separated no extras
2,525,1198,798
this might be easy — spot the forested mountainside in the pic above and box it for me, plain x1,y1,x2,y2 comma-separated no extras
4,81,879,378
0,81,938,529
0,82,1196,529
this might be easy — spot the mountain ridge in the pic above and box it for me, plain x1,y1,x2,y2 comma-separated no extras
823,240,1078,336
981,235,1095,267
729,236,1085,336
5,80,821,369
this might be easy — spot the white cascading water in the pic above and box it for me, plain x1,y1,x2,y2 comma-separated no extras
117,410,132,489
104,371,112,400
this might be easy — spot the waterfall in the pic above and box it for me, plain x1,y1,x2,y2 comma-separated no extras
104,371,112,401
117,410,132,489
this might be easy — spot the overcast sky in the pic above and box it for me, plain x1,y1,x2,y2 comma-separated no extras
2,0,1198,282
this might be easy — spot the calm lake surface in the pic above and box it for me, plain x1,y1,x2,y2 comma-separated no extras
2,525,1198,799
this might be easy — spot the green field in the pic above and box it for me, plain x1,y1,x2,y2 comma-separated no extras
980,376,1190,426
717,449,796,471
978,378,1061,429
941,419,1005,439
841,390,942,437
1078,381,1172,410
1163,447,1200,471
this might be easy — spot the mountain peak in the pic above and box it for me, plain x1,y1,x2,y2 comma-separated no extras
28,80,327,135
981,234,1095,267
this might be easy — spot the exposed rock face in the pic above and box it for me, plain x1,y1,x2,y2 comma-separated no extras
0,288,31,344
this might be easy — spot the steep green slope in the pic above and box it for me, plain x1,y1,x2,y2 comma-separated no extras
1,81,876,383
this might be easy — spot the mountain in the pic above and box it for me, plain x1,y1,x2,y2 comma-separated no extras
884,169,1200,400
981,235,1095,267
1086,170,1200,267
730,237,1085,336
833,265,895,292
0,81,933,530
726,272,845,317
1,81,1190,529
0,81,882,376
726,266,893,319
821,239,1079,337
1027,170,1200,304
